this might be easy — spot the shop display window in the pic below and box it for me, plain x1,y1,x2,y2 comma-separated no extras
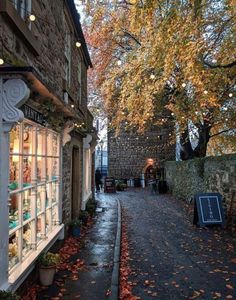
8,121,60,271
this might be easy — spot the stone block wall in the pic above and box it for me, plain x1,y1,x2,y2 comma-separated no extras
108,124,175,178
165,154,236,210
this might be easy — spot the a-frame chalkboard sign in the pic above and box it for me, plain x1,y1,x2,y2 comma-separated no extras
193,193,225,227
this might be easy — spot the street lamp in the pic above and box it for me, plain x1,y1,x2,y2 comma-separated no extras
100,140,104,175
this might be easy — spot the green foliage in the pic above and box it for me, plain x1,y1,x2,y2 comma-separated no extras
86,198,97,216
38,252,60,267
0,290,20,300
69,218,83,227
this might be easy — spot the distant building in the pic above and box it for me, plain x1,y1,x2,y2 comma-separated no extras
108,121,175,183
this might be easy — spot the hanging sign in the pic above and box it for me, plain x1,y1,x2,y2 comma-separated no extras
20,104,45,125
193,193,225,227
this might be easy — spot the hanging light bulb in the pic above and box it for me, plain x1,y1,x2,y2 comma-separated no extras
29,14,36,21
229,93,233,98
204,90,208,95
117,60,122,66
0,58,4,65
150,74,155,80
71,104,74,108
182,83,186,88
76,41,81,48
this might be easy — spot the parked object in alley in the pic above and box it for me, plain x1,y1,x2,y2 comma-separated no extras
193,193,225,227
158,180,168,194
104,177,116,193
38,252,60,286
70,218,83,237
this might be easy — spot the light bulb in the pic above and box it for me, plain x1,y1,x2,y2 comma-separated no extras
150,74,155,80
204,90,208,95
182,83,186,88
76,42,81,48
229,93,233,98
0,58,4,65
29,14,36,21
71,104,74,108
117,60,122,66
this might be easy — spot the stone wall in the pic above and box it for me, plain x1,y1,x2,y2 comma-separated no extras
165,154,236,210
108,124,175,178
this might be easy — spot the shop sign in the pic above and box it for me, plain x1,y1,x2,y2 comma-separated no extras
20,104,45,125
193,193,225,227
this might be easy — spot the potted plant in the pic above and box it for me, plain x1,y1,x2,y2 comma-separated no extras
38,252,60,286
70,218,82,237
0,290,20,300
79,210,89,226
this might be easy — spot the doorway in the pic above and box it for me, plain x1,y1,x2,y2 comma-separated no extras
72,147,81,219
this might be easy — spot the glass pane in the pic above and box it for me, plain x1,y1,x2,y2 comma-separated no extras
23,123,34,155
52,181,57,204
52,205,58,227
37,157,43,182
52,158,59,180
9,233,19,269
37,215,44,242
9,194,19,230
46,158,52,180
46,209,51,234
10,125,20,154
23,223,32,258
23,156,32,186
47,131,52,156
23,190,31,222
9,155,20,190
52,133,59,156
37,128,45,156
37,186,43,214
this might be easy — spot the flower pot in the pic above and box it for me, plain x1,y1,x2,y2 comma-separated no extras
39,265,56,286
72,226,81,237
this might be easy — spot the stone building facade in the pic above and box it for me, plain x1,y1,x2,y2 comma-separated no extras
108,122,175,182
0,0,95,291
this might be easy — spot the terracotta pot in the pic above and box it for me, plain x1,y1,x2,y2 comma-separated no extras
39,265,56,286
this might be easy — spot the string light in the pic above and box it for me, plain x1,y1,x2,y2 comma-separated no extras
182,83,186,88
150,74,155,80
204,90,208,95
229,93,233,98
117,60,122,66
71,104,74,108
0,58,4,65
76,41,81,48
29,14,36,21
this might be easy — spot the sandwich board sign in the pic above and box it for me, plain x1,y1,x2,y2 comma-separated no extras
193,193,225,227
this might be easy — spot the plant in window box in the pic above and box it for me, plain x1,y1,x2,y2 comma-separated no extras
38,252,60,286
69,218,82,237
0,290,20,300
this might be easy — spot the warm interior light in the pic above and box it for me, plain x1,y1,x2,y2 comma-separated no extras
0,58,4,65
29,14,36,21
76,42,81,48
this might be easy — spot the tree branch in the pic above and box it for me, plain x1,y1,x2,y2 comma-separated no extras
210,128,236,138
203,60,236,69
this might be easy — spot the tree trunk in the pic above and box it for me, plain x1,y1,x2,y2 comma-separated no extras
180,121,211,160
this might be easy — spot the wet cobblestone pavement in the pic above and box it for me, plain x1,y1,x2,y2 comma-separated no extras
36,193,117,300
118,188,236,300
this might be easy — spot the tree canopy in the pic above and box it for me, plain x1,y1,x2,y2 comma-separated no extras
81,0,236,159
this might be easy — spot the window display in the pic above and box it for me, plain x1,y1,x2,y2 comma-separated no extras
8,120,60,271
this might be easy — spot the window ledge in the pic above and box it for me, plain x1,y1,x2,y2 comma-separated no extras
8,224,64,291
0,0,40,55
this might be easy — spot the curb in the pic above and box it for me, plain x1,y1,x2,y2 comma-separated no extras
109,198,122,300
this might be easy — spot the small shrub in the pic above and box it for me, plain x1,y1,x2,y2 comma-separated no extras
0,290,20,300
38,252,60,267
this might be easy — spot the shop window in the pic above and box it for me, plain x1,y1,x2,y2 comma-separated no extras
9,121,60,271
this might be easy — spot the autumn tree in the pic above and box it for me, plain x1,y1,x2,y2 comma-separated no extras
81,0,236,159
